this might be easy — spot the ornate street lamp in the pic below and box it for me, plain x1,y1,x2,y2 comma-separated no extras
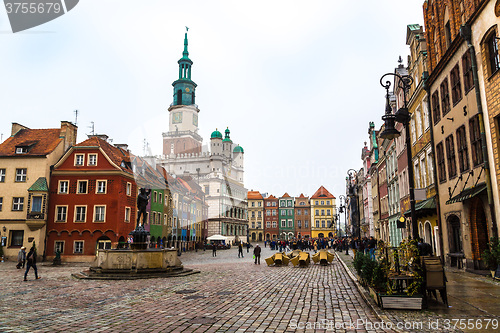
379,72,418,240
346,169,360,238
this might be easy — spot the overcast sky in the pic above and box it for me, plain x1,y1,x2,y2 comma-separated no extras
0,0,426,200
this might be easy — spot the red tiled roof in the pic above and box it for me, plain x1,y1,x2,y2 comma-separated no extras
311,186,335,199
0,128,62,157
266,195,277,200
297,193,307,198
247,191,263,199
281,192,291,198
75,137,132,174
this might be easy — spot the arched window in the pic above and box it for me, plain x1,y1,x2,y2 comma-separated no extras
176,89,182,105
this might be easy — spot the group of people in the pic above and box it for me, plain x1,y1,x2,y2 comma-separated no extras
266,238,340,253
16,246,40,281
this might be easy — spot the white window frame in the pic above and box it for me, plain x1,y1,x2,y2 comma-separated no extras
125,207,131,223
272,221,277,228
93,205,106,222
0,169,5,182
58,180,69,194
74,205,87,223
74,154,85,166
15,168,27,182
12,197,24,211
87,154,97,166
77,180,88,194
55,205,68,222
96,180,107,194
54,241,64,254
74,241,84,254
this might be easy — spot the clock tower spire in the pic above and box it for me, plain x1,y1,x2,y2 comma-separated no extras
173,27,197,106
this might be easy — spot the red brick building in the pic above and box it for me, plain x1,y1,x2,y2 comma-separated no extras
46,136,137,261
294,194,311,239
264,195,279,241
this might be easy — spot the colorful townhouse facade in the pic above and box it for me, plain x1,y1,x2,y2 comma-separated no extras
46,136,137,261
294,194,311,239
0,121,77,260
310,186,336,238
248,191,264,242
278,193,295,240
264,195,279,241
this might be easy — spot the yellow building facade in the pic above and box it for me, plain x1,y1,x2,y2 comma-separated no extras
310,186,336,238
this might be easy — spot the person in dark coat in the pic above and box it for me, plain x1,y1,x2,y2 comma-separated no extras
253,244,261,264
212,242,217,257
24,246,40,281
238,242,244,258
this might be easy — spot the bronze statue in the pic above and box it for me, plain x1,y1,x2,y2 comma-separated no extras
136,188,151,228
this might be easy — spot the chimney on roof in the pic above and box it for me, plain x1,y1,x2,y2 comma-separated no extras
11,123,29,136
87,134,109,142
60,121,78,151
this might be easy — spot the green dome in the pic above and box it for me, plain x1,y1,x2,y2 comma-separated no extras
211,129,222,139
233,145,244,153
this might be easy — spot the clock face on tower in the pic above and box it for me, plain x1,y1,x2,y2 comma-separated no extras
185,87,190,92
173,112,182,124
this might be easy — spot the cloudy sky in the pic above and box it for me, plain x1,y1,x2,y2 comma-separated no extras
0,0,426,200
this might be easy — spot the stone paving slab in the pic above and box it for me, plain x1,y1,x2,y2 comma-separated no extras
1,247,395,333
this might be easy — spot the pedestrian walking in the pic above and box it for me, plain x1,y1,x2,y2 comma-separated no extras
238,242,244,258
212,243,217,257
16,246,26,269
246,242,250,253
253,244,261,265
24,246,40,281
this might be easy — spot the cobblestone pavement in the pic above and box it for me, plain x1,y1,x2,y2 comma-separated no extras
1,246,397,333
336,251,500,333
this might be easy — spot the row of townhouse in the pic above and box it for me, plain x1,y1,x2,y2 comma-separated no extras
0,122,207,261
247,186,337,241
346,0,500,270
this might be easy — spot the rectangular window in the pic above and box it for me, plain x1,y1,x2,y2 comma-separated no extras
488,33,500,75
287,220,292,227
321,220,326,228
54,241,64,254
440,79,451,116
297,209,301,215
315,209,319,215
15,168,27,182
316,220,319,228
266,202,271,207
321,209,325,216
266,210,270,216
87,154,97,166
31,196,42,212
445,135,457,178
315,201,318,205
281,220,286,227
266,221,271,228
75,154,84,166
56,206,67,222
257,222,261,228
96,180,106,194
10,230,24,247
462,51,474,93
423,98,430,130
436,142,446,182
12,197,24,211
272,221,277,228
272,210,276,216
0,169,5,182
451,64,462,105
305,220,309,228
257,211,261,218
126,182,132,196
288,209,293,215
305,210,308,215
320,201,324,205
94,206,106,222
74,241,84,254
280,201,285,207
469,115,483,167
58,180,69,194
456,125,469,173
251,202,255,207
77,181,88,194
427,149,434,184
258,202,261,207
327,209,331,216
75,206,86,222
125,207,131,222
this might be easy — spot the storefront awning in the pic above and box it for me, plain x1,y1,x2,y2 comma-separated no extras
446,183,487,205
404,196,437,217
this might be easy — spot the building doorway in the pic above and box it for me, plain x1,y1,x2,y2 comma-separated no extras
469,197,489,269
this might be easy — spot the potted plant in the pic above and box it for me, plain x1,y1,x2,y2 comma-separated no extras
482,237,500,278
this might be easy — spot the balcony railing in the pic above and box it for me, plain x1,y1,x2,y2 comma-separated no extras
27,212,45,220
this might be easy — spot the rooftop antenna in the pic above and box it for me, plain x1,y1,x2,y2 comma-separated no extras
88,121,95,135
74,109,79,126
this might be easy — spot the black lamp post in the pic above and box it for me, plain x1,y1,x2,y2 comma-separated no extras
379,72,418,240
338,194,348,255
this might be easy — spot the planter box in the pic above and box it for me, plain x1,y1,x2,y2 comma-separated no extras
378,294,423,310
368,286,381,306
